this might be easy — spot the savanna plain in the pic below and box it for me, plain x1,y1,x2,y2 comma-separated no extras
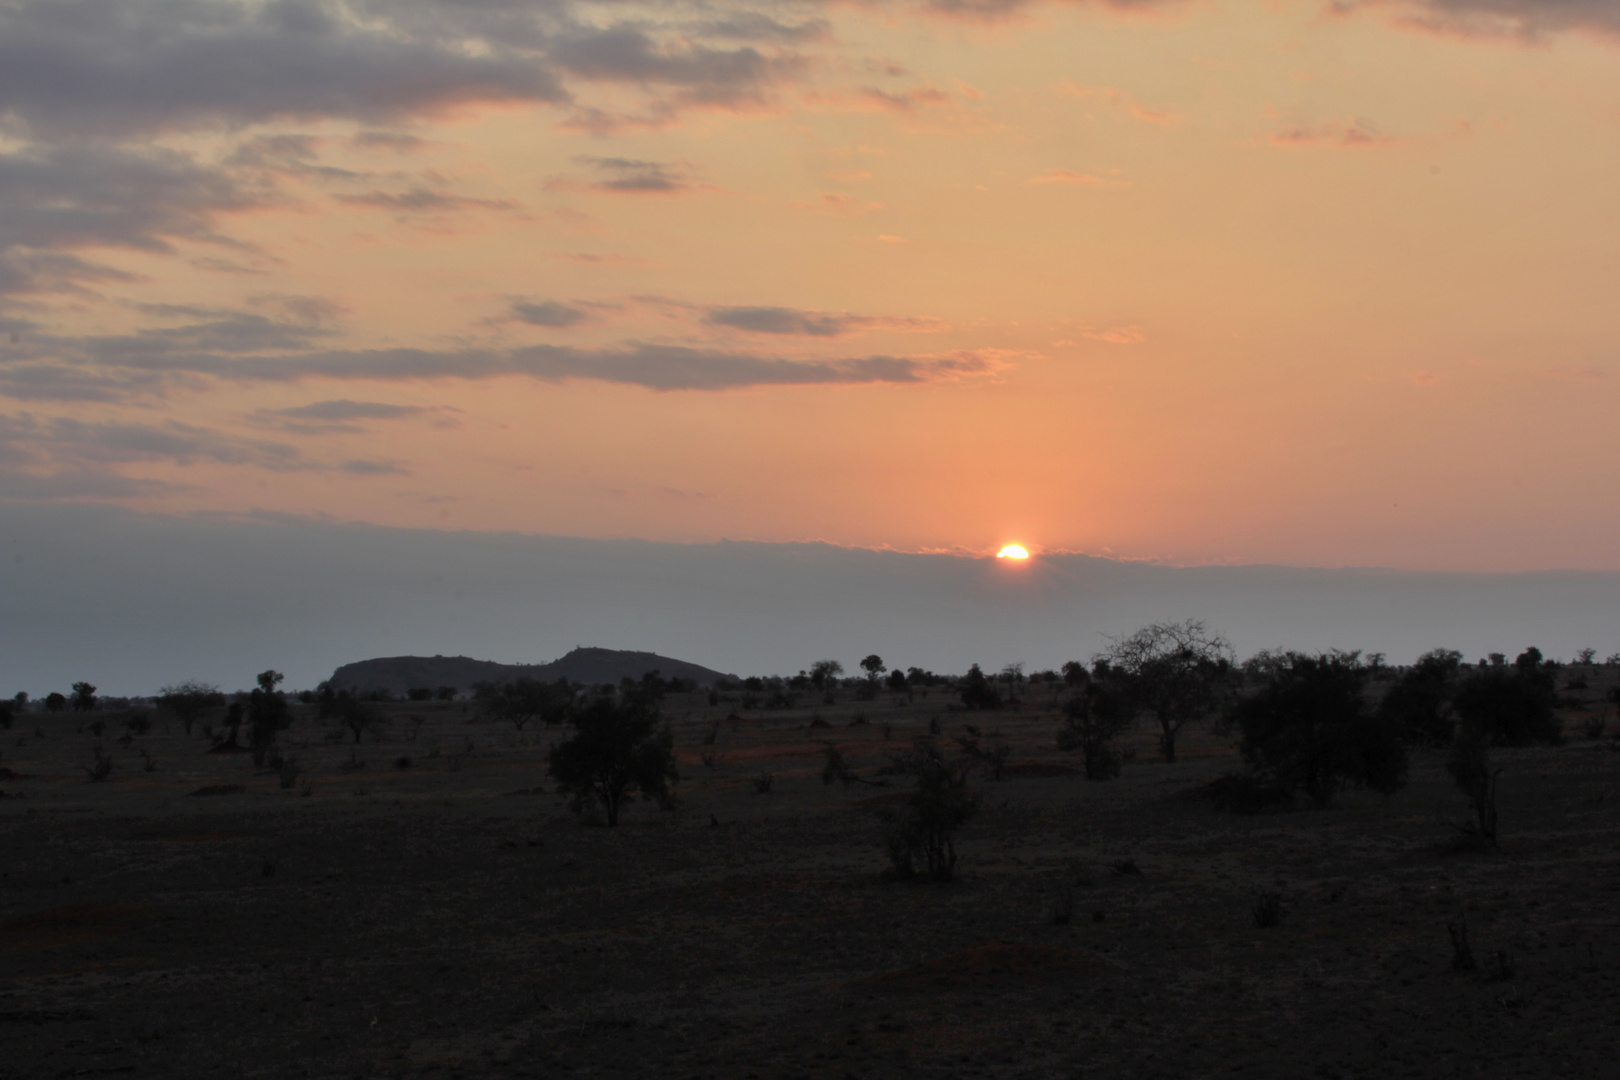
3,667,1618,1079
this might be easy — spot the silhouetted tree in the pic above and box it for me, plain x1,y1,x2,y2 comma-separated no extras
1057,675,1133,780
248,670,290,766
159,681,226,737
317,684,382,744
474,678,573,731
44,691,67,713
547,692,677,826
1376,649,1464,746
1452,648,1561,746
1226,651,1407,808
860,654,886,682
958,664,1001,710
70,682,98,712
809,660,843,690
1100,620,1234,762
885,668,908,692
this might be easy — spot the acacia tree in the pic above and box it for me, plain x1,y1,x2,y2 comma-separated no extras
70,682,98,712
474,678,572,731
1098,620,1233,762
247,670,290,766
159,680,226,737
860,654,886,683
547,693,678,826
809,660,843,690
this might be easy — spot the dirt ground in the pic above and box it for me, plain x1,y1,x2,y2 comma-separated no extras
3,678,1619,1079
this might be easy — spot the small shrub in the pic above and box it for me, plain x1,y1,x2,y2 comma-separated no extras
1446,723,1499,845
84,747,113,782
1203,772,1294,813
88,720,106,736
699,748,719,768
125,713,151,736
269,754,302,789
1110,858,1142,877
1448,912,1477,971
393,756,411,771
1049,880,1075,925
881,741,980,881
701,720,720,746
1579,714,1606,740
1252,893,1283,928
821,743,857,786
753,771,774,794
143,755,158,773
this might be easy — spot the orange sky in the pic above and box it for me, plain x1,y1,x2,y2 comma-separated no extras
3,0,1618,570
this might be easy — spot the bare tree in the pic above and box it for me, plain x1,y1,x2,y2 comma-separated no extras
1096,620,1233,763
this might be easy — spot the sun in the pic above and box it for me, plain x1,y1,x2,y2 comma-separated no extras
996,543,1030,560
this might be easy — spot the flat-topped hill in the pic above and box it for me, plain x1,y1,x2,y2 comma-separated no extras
326,647,734,695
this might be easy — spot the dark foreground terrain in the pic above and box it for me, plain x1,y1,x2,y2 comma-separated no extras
3,688,1618,1078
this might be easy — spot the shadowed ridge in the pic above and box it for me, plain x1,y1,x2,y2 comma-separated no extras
328,647,735,695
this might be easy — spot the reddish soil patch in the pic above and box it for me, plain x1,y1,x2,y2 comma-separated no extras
850,790,912,809
1,903,150,949
1001,762,1079,778
852,941,1114,993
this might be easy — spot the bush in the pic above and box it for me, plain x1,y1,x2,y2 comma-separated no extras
43,692,66,713
1202,771,1294,813
1446,722,1499,845
547,692,678,826
1225,651,1407,809
1056,677,1132,780
1376,649,1463,746
958,664,1001,710
269,753,302,790
84,747,113,782
880,740,979,881
1452,657,1561,746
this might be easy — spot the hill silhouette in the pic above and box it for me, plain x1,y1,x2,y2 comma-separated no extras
327,647,734,696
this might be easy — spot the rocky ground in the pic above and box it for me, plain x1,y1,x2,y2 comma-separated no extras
2,681,1618,1078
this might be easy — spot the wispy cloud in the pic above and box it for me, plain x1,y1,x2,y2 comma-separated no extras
1270,118,1399,148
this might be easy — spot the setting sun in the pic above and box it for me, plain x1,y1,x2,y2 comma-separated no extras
996,544,1031,560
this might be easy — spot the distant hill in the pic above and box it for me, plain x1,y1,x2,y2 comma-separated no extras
327,647,735,696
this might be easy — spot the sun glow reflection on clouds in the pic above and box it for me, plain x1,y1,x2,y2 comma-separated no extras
996,544,1030,560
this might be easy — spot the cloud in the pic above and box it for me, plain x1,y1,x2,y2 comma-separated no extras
507,300,590,328
0,412,307,473
0,144,259,296
1080,324,1147,345
338,458,410,475
0,0,567,138
1271,118,1399,148
252,398,430,434
1058,82,1180,126
702,305,946,337
8,333,1012,394
1027,169,1128,187
334,189,520,214
565,156,695,195
1341,0,1620,42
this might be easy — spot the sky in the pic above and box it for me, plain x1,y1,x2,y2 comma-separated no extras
1,0,1617,573
6,503,1619,694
